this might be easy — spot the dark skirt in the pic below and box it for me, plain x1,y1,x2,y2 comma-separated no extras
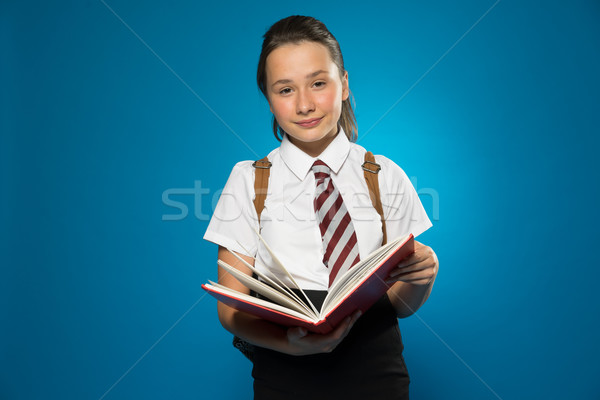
252,291,410,400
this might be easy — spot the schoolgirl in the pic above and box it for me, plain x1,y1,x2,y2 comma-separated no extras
204,15,439,400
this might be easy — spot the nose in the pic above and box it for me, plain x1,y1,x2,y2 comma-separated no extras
296,89,315,114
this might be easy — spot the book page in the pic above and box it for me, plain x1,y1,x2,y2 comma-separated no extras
326,238,397,300
255,230,320,317
205,281,318,323
217,260,313,317
226,249,317,318
321,235,409,314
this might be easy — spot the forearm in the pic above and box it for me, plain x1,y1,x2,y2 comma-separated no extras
218,301,361,356
386,279,435,318
218,302,290,351
218,302,301,354
215,248,296,354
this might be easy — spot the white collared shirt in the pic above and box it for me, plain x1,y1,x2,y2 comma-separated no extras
204,130,432,290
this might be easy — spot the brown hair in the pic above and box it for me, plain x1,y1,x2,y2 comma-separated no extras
257,15,357,142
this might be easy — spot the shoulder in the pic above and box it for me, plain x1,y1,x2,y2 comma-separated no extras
348,141,367,158
373,154,407,177
220,160,256,197
354,146,413,192
227,148,281,178
222,147,281,189
225,160,254,183
347,142,409,180
376,155,413,192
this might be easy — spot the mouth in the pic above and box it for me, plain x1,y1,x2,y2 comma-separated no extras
295,117,323,128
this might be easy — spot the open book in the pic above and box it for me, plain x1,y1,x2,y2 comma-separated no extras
202,233,414,334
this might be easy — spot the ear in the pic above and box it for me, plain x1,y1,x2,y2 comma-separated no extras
341,70,349,101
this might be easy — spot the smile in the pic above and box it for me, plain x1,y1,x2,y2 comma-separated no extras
295,117,323,128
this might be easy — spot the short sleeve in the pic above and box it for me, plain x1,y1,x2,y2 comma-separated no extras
377,155,433,240
203,161,260,257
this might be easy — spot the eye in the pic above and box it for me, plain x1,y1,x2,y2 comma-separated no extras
279,87,292,95
313,81,326,88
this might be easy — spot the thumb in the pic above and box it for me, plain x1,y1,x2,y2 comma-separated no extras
287,327,308,340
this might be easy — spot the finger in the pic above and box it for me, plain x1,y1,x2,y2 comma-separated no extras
344,310,362,331
392,268,433,279
397,242,433,267
400,277,433,285
287,327,308,341
386,269,435,284
387,273,433,285
386,278,431,285
328,311,360,339
395,250,430,269
334,311,362,342
347,310,362,327
330,316,352,338
389,260,431,277
395,255,420,269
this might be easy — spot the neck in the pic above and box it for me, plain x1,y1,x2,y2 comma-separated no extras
286,129,339,158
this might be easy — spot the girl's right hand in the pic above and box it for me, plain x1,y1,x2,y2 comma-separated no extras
285,310,362,355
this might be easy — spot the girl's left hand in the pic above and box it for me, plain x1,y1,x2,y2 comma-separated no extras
386,241,438,286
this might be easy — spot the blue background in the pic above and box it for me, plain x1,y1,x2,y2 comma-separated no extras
2,0,599,399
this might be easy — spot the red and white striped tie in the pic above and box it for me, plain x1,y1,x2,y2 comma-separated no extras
312,160,360,287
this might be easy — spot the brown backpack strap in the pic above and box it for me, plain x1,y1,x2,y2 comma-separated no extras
252,157,272,224
236,156,272,363
363,151,387,245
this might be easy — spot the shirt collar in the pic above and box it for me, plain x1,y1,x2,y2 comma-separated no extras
280,127,351,181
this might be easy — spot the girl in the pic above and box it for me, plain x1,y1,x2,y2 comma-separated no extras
204,15,438,400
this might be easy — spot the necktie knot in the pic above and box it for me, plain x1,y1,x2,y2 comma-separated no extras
312,160,330,183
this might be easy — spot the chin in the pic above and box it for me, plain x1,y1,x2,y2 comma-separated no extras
287,132,328,143
285,125,337,143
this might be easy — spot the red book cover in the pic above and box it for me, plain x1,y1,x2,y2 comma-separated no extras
202,234,414,334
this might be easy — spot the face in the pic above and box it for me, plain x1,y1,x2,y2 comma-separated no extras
265,41,349,157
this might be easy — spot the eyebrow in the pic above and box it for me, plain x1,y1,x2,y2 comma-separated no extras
270,70,327,88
